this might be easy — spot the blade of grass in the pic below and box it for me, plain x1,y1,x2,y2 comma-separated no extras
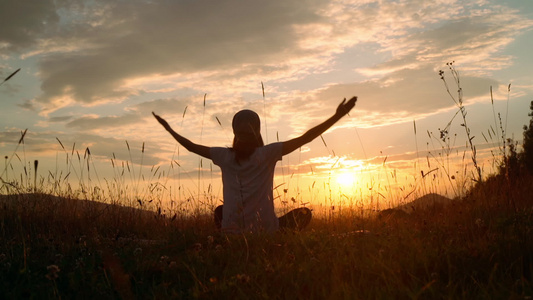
0,68,21,86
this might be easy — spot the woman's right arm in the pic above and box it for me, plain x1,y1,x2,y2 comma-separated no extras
152,112,211,159
281,97,357,156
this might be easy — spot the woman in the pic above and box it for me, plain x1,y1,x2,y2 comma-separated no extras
153,96,357,233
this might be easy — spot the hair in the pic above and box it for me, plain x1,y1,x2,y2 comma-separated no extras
231,109,264,162
232,134,264,162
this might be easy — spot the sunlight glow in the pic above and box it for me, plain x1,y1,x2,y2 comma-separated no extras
335,171,357,189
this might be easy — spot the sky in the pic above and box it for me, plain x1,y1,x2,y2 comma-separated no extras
1,0,533,210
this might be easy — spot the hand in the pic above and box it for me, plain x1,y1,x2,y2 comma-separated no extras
152,112,170,130
335,96,357,117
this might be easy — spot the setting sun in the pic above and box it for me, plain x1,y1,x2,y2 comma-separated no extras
335,171,357,189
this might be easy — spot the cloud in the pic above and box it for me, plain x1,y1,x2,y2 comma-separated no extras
0,130,27,146
0,0,59,52
66,113,141,130
27,0,329,108
325,66,499,114
262,65,500,137
3,0,528,119
17,100,37,111
48,116,73,123
131,97,191,116
0,129,65,159
359,4,533,75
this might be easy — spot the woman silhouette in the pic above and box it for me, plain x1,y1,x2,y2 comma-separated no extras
153,96,357,233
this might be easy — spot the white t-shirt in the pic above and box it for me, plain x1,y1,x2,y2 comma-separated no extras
210,142,283,233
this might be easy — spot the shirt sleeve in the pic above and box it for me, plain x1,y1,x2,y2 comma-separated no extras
264,142,283,162
210,147,231,167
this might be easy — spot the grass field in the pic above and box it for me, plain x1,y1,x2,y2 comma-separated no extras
1,165,532,299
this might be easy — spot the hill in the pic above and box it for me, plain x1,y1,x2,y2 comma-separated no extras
0,193,158,220
398,193,454,213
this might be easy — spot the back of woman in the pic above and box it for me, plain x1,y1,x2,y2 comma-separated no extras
211,142,283,233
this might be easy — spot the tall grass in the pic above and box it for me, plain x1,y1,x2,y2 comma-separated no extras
1,170,531,298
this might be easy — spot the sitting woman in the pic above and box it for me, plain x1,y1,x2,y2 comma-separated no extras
153,96,357,233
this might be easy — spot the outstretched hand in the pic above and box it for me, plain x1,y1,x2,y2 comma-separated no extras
152,112,170,130
335,96,357,117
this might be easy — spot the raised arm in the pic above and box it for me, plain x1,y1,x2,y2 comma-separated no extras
152,112,211,159
282,97,357,156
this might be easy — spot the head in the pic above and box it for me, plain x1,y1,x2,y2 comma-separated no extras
232,109,264,161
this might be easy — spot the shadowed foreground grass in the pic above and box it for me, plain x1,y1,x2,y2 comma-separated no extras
1,172,532,299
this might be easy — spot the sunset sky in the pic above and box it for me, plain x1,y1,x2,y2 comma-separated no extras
1,0,533,209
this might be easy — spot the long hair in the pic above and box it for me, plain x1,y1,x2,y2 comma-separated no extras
232,134,264,162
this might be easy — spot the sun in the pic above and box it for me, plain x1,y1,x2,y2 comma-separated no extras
335,171,357,189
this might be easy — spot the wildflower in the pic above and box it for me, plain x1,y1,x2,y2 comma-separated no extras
439,128,448,141
133,248,143,256
46,264,60,280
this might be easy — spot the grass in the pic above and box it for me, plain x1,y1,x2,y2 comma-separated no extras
0,173,532,299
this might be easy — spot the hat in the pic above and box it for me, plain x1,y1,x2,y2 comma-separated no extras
232,109,263,144
232,109,261,134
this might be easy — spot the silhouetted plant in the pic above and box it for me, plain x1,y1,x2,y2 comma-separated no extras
439,62,482,183
521,100,533,173
499,138,520,181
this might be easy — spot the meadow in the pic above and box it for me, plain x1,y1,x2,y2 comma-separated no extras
1,169,532,299
1,66,533,299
